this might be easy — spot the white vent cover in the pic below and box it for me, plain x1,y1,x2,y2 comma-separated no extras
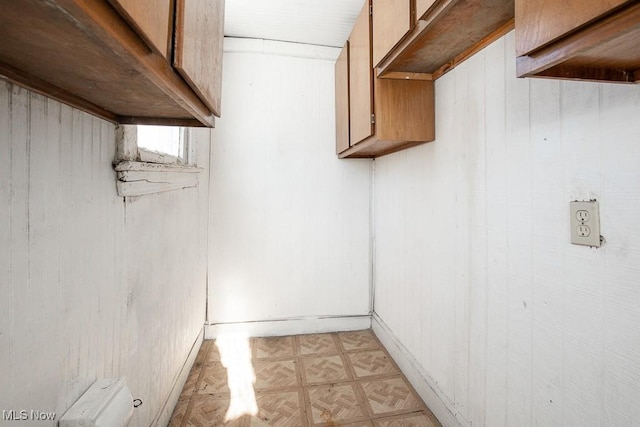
59,378,133,427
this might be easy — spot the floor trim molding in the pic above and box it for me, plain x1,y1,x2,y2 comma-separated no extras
152,327,204,427
372,313,469,427
205,314,372,339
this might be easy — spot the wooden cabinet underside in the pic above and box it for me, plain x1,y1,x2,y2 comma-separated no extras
377,0,514,78
0,0,216,126
516,2,640,83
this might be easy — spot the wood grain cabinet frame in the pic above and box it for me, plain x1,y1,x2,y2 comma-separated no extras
372,0,414,68
174,0,225,117
515,0,640,83
349,0,375,148
342,76,434,158
0,0,225,127
108,0,174,59
336,0,516,158
336,0,435,159
335,42,351,155
376,0,514,80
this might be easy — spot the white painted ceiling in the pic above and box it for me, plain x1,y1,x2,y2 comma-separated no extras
224,0,365,48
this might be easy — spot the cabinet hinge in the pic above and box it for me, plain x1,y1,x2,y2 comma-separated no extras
370,3,373,15
371,113,375,124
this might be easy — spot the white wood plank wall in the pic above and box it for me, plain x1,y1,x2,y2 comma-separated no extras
0,81,210,426
207,39,372,327
373,31,640,427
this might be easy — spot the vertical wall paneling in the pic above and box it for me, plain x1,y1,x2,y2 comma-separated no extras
0,81,210,426
208,39,371,327
451,59,470,418
504,32,533,427
483,36,509,427
529,75,564,427
0,81,14,406
428,69,457,400
28,91,50,408
0,81,13,401
9,84,30,408
600,83,640,426
44,98,62,400
466,49,488,427
373,30,640,427
562,80,605,427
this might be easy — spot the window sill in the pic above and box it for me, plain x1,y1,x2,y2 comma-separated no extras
114,161,201,197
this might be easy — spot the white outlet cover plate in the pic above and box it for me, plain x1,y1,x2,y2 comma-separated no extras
570,200,601,247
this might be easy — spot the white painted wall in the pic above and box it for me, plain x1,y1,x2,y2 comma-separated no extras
208,39,372,327
373,32,640,427
0,81,210,426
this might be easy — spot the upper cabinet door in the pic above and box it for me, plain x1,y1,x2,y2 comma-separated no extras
108,0,173,59
349,0,374,146
174,0,225,117
372,0,413,67
415,0,438,20
335,42,350,154
516,0,632,56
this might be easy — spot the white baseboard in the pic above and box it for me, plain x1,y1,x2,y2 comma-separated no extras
205,315,372,339
152,327,204,427
371,313,469,427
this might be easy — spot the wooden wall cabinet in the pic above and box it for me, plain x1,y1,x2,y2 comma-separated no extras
108,0,174,60
337,0,514,158
515,0,640,82
336,0,435,159
0,0,225,127
376,0,514,79
335,42,351,155
372,0,414,68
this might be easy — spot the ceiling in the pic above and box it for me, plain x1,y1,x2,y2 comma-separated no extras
224,0,365,48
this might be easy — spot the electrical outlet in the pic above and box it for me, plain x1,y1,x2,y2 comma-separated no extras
570,200,601,247
576,210,590,222
577,225,590,237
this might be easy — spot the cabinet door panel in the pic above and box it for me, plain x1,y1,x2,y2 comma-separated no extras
372,0,413,67
349,0,374,146
108,0,172,58
335,43,350,154
516,0,632,56
416,0,438,20
174,0,225,116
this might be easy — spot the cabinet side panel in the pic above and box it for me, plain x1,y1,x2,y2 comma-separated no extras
108,0,172,58
376,78,434,142
336,43,350,154
349,0,375,146
515,0,631,56
372,0,413,67
174,0,224,116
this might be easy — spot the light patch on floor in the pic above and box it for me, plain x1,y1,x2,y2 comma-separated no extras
217,335,259,421
170,329,442,426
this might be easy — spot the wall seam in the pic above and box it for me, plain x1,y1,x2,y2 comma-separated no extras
528,74,534,427
503,35,510,427
560,80,566,426
8,82,15,402
482,47,490,427
597,82,605,427
369,158,376,315
205,129,214,325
